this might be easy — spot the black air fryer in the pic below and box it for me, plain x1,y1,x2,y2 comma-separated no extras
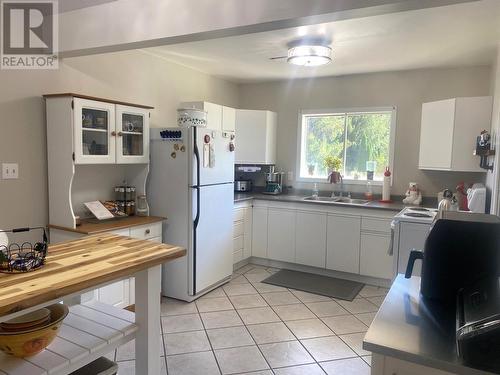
405,219,500,304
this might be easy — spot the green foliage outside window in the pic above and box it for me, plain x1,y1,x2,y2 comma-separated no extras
301,111,392,181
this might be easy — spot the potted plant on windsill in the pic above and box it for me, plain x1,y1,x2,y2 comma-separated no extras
324,156,342,184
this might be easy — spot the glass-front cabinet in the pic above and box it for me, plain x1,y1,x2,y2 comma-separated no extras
116,105,149,164
73,98,150,165
74,98,116,164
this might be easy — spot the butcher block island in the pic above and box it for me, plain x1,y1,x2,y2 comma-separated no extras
0,233,186,375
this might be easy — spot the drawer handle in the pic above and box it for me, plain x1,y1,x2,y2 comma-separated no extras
145,229,151,235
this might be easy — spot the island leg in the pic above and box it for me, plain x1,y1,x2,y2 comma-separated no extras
135,264,162,375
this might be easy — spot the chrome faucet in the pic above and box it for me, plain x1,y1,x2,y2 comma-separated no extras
331,175,344,198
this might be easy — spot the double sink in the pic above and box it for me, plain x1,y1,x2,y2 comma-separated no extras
303,196,371,206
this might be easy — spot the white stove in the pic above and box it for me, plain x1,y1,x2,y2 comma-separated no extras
391,207,437,279
394,207,438,224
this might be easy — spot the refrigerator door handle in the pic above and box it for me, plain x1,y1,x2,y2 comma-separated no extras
192,126,200,295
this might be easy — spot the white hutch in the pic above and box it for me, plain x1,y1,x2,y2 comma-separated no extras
44,93,164,308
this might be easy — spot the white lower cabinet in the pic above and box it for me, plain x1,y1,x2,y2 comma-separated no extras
268,208,296,263
252,206,268,258
233,202,253,264
326,214,361,274
96,224,162,308
295,211,327,268
360,232,392,279
249,200,394,281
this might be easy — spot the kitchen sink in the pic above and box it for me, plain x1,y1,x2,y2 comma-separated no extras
303,196,370,205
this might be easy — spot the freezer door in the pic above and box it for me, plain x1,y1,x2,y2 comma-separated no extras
191,128,234,186
192,183,234,294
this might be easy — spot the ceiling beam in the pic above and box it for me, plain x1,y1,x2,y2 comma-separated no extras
59,0,479,57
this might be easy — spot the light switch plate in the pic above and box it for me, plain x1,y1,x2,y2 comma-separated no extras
2,163,19,179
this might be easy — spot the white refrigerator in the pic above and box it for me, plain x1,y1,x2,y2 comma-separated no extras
148,127,235,301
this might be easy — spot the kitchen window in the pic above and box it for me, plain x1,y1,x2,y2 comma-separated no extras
297,107,396,183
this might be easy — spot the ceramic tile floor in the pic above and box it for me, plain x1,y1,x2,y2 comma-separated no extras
108,263,389,375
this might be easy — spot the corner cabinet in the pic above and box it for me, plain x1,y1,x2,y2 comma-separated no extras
73,97,151,164
418,96,492,172
235,109,277,164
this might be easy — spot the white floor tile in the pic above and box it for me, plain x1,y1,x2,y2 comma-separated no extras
167,351,220,375
261,291,301,306
301,336,357,362
259,341,314,368
207,326,254,349
215,345,269,374
161,314,203,334
200,310,244,329
321,315,368,335
164,331,211,355
272,304,316,321
230,294,268,309
305,301,349,318
320,357,370,375
273,363,326,375
195,296,234,313
238,306,281,325
285,319,333,340
247,322,295,344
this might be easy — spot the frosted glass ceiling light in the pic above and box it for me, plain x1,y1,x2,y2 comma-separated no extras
287,45,332,67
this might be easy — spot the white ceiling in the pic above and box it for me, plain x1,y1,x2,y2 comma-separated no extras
59,0,117,13
145,0,500,83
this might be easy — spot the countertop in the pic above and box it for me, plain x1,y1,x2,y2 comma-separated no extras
234,192,407,211
0,233,185,316
49,215,165,235
363,275,497,375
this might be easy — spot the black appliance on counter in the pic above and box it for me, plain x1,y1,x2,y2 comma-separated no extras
405,218,500,371
405,219,500,304
457,277,500,371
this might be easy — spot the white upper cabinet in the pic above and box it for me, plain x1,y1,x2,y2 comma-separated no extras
116,105,150,164
235,109,277,164
180,101,222,131
222,106,236,132
74,98,116,164
72,97,151,165
418,96,492,172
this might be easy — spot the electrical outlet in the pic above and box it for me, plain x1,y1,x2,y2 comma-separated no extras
2,163,19,179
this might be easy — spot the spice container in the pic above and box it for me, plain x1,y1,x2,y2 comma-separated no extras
114,186,125,201
125,186,136,201
125,201,135,216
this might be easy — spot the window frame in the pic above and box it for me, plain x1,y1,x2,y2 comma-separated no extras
296,106,397,185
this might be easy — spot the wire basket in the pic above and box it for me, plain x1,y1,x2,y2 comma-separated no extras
0,227,48,273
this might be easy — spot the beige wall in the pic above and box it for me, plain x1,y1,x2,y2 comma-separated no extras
0,50,239,232
238,66,492,197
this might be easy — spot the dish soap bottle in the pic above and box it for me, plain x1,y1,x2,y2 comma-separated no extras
365,181,373,201
382,166,391,202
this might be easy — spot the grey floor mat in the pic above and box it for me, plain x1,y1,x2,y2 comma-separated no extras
262,269,364,301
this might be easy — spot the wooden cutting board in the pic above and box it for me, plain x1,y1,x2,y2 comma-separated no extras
0,233,186,316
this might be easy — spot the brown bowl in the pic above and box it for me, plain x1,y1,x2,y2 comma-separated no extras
0,304,69,357
0,308,51,332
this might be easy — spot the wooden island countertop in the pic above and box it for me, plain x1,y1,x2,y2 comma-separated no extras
0,233,185,317
49,216,165,235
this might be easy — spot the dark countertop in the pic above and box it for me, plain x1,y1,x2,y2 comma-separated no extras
363,275,497,375
234,192,408,211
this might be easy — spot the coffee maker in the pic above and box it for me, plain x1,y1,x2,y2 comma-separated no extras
263,166,285,195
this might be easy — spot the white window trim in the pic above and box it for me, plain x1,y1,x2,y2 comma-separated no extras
295,106,397,185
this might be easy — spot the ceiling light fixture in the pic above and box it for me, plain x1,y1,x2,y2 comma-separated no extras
287,45,332,67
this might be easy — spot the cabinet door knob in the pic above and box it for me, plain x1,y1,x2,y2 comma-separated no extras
118,132,123,137
111,131,116,136
145,229,151,234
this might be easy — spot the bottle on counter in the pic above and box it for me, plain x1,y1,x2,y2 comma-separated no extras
365,181,373,201
312,183,319,199
382,166,391,202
